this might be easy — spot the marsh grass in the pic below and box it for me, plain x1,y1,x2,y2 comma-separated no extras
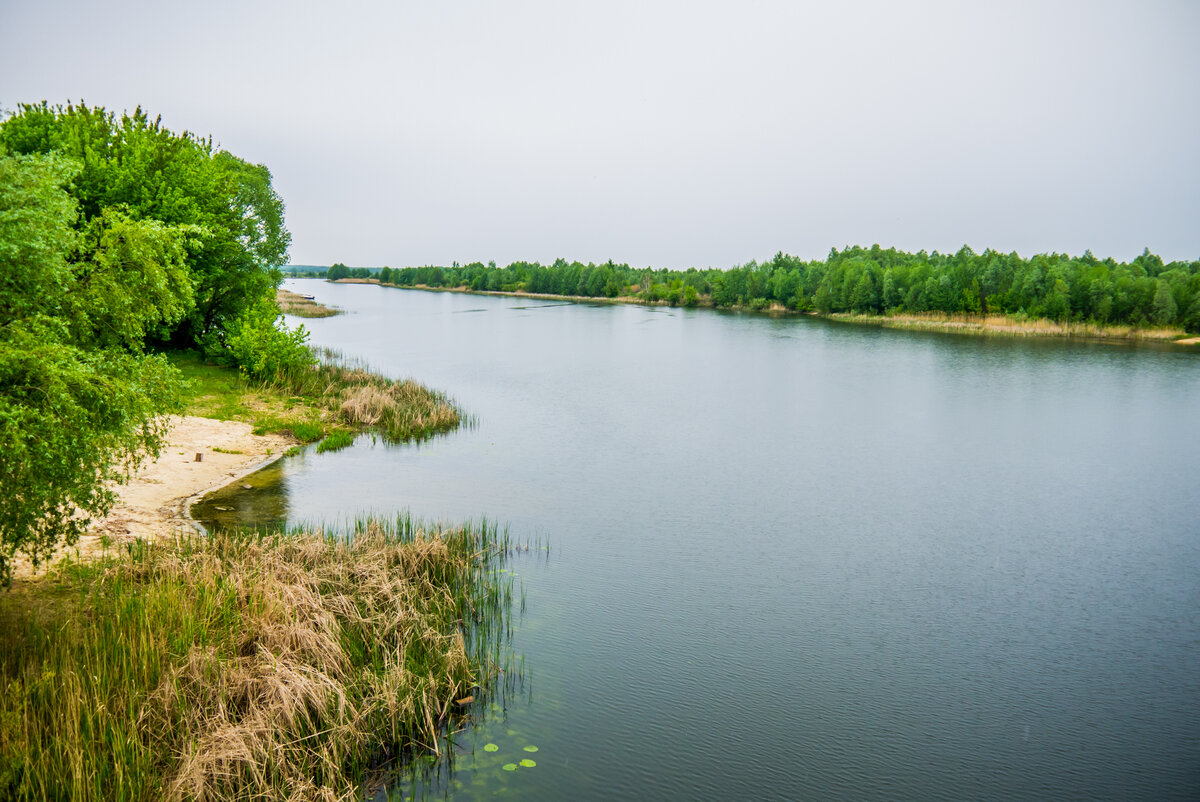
172,348,463,445
315,430,355,454
0,517,516,801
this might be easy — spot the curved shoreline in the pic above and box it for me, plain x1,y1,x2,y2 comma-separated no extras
12,416,294,580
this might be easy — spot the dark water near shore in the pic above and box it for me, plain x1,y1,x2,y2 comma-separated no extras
197,279,1200,800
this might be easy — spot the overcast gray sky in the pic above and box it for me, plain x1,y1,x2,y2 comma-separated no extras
2,0,1197,268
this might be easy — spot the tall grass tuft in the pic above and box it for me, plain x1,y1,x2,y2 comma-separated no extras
0,517,515,801
263,349,464,444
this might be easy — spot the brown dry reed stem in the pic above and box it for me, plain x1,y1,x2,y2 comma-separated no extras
0,518,513,801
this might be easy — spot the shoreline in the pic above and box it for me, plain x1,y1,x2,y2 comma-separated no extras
12,415,294,580
826,312,1195,344
324,279,1198,347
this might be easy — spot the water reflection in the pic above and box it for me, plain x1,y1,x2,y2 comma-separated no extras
192,452,293,531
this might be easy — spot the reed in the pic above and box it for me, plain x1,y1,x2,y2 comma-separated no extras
0,516,516,801
173,348,464,446
266,349,465,444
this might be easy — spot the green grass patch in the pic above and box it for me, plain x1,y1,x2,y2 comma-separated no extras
315,430,355,454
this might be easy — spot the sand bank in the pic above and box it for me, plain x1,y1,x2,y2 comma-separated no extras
14,415,293,579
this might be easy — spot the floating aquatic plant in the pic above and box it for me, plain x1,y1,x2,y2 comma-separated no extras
519,759,536,768
484,743,499,752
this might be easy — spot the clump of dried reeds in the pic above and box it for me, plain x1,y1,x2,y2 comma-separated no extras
0,518,513,801
264,350,463,444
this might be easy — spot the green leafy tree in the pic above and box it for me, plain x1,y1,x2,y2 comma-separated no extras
327,262,350,280
0,151,180,584
1152,279,1177,325
0,102,290,350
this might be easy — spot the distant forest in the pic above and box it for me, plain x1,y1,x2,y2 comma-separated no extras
304,246,1200,332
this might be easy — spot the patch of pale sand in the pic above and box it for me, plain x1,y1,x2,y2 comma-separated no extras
1175,337,1200,346
13,416,294,579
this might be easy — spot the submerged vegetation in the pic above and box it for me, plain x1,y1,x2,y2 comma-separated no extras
0,517,518,801
332,245,1200,336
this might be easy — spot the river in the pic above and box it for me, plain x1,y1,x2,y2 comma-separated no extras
196,279,1200,800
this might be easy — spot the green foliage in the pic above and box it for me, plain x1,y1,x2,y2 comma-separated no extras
0,102,290,348
0,100,300,581
315,430,355,453
67,208,202,350
0,151,185,585
0,335,178,586
219,298,315,383
0,152,77,325
326,262,350,281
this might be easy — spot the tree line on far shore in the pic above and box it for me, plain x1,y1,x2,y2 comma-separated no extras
308,246,1200,332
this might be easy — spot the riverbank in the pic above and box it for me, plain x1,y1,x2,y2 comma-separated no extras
0,356,511,801
0,517,512,801
827,312,1195,343
9,416,292,580
330,279,1198,346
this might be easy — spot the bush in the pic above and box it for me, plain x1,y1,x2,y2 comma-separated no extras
220,299,315,383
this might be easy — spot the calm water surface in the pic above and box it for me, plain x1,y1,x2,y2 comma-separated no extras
198,279,1200,800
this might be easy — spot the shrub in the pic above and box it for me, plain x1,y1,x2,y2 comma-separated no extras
220,299,315,383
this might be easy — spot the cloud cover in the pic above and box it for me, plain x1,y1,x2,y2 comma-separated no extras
2,0,1197,268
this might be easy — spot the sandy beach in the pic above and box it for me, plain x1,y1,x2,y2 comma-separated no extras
13,415,293,579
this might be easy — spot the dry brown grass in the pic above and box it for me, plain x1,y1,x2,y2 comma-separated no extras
0,520,511,801
830,312,1190,341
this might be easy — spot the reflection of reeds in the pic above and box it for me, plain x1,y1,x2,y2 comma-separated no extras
0,516,517,801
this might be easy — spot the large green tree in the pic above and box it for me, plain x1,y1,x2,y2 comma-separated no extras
0,102,291,350
0,151,183,584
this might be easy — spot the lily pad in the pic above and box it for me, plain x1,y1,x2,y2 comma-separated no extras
502,763,518,771
523,745,538,753
519,759,536,768
484,743,499,752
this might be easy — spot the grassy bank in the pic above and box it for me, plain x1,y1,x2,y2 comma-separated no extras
827,311,1194,343
172,348,463,450
0,517,516,801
